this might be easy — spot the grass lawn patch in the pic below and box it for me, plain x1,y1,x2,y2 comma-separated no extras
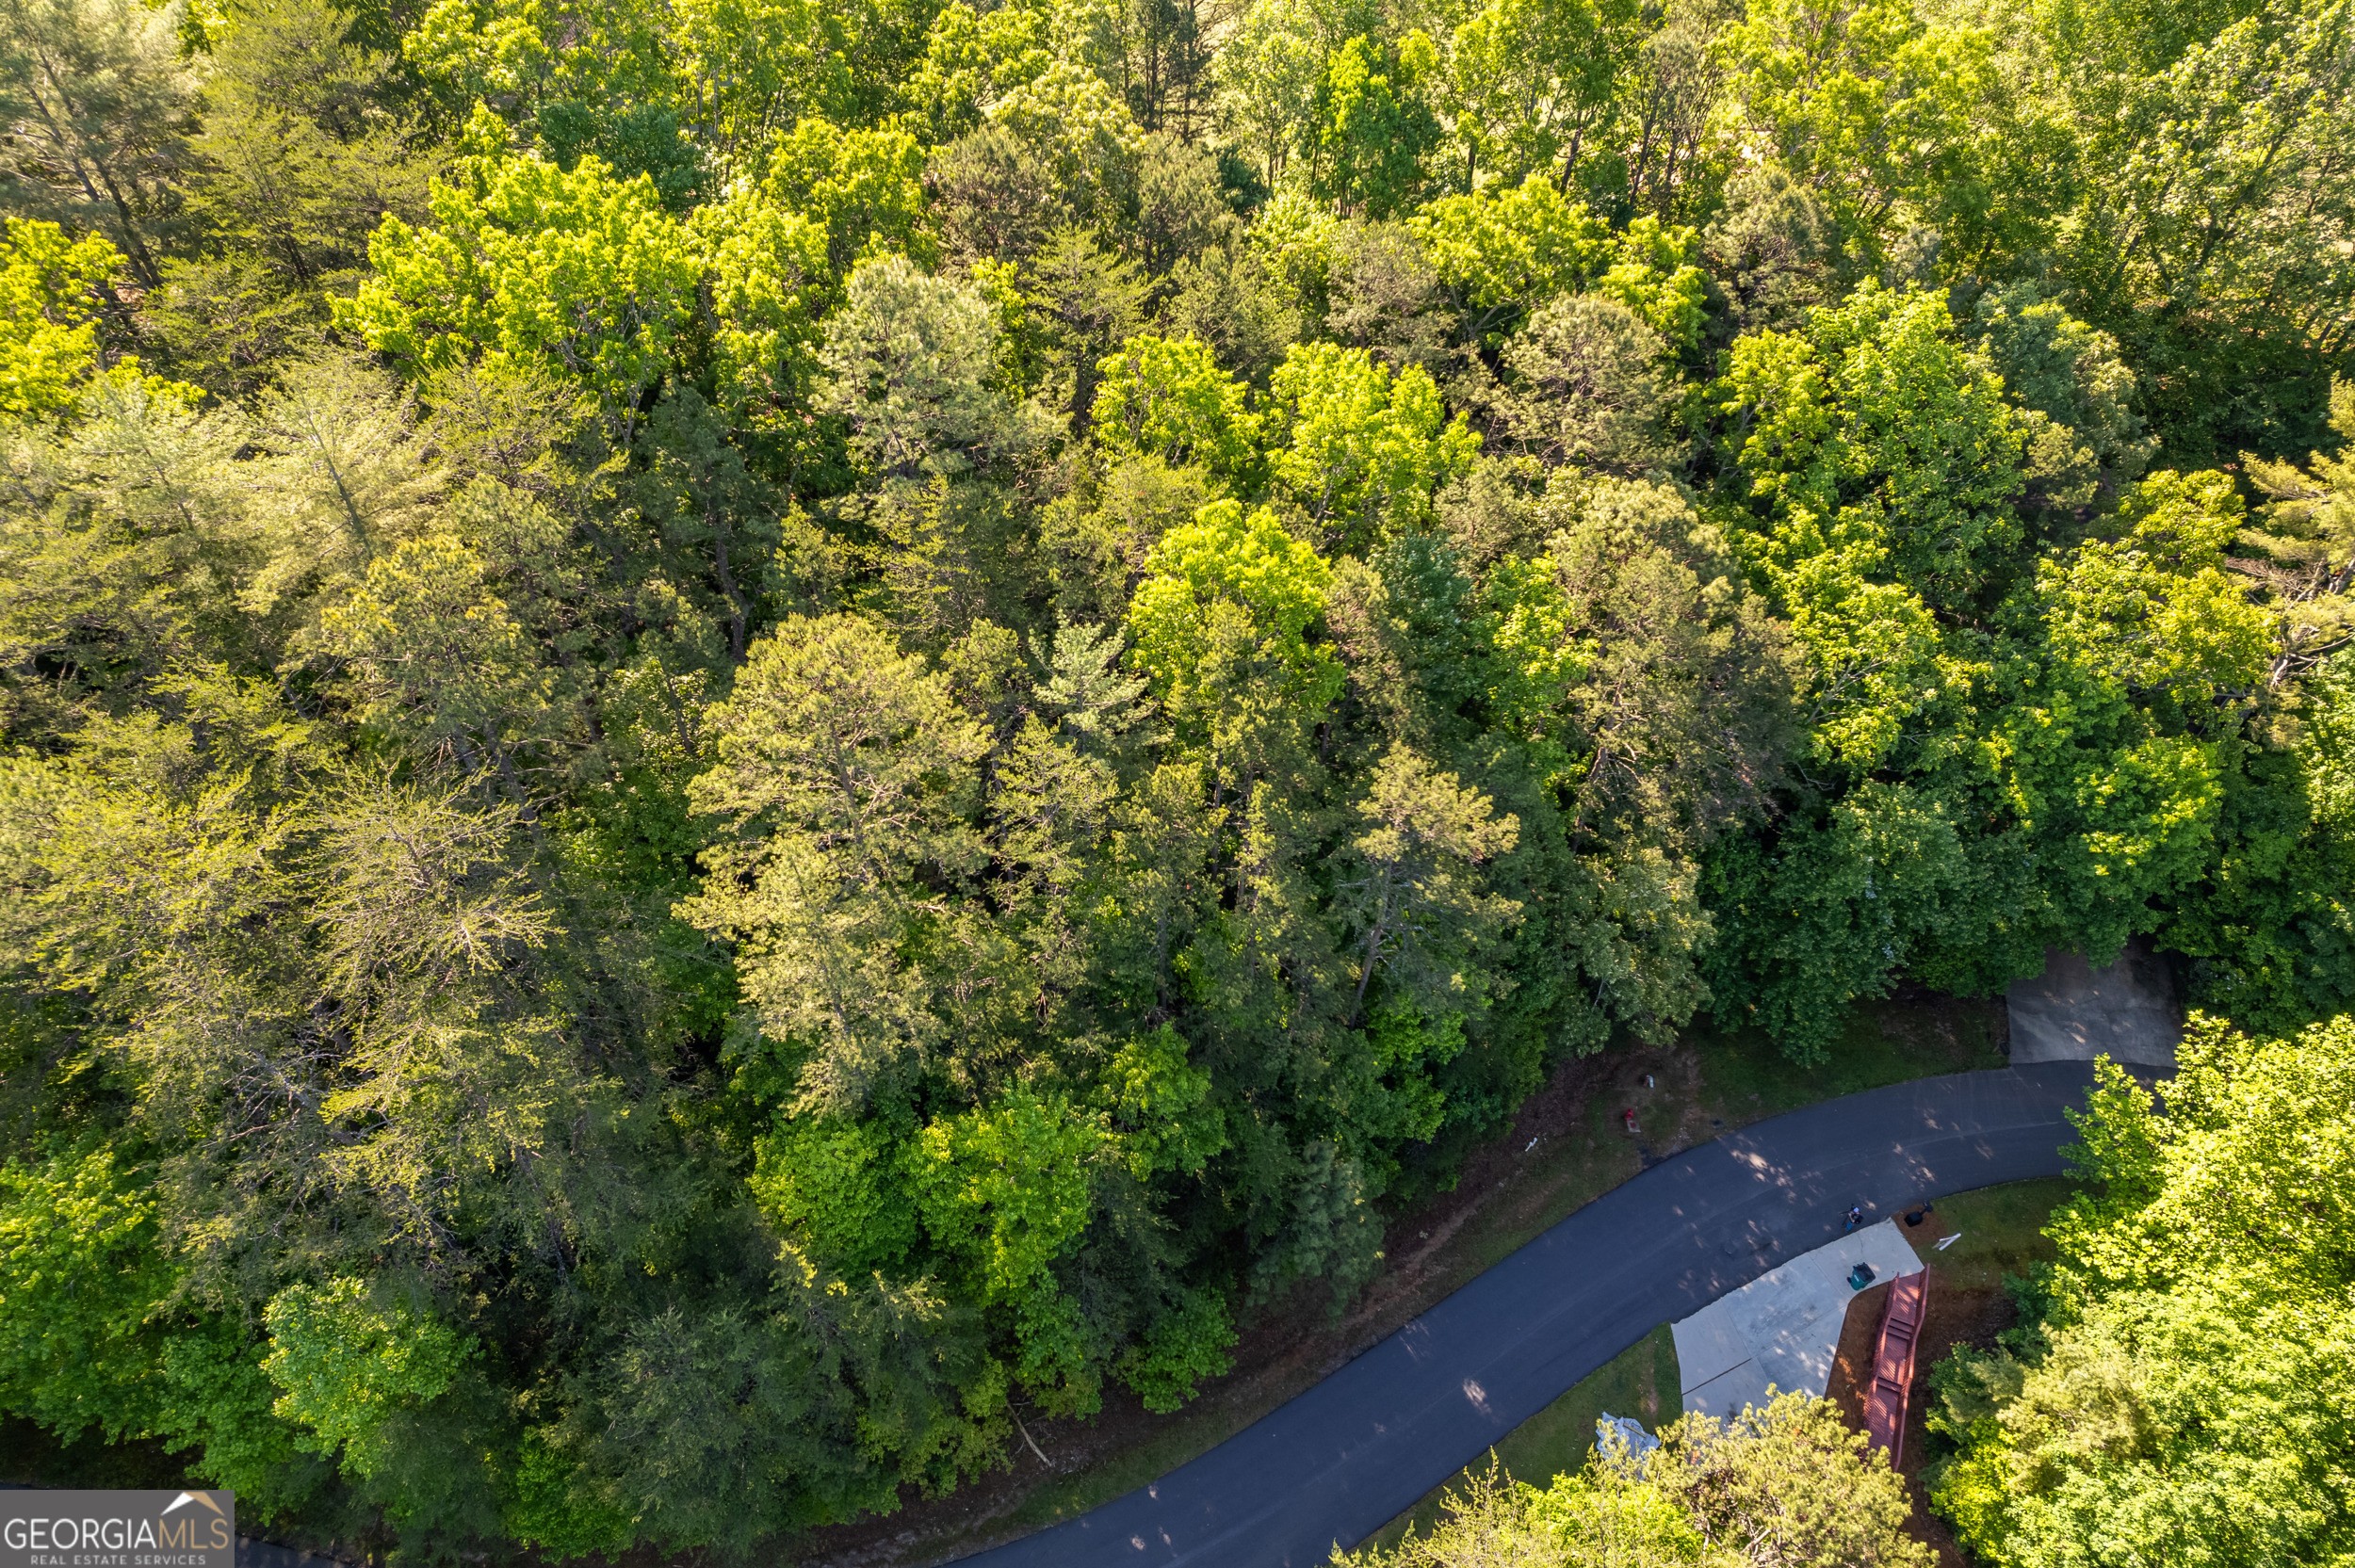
1908,1177,2075,1290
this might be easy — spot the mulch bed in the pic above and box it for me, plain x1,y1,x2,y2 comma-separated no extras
1824,1238,2022,1568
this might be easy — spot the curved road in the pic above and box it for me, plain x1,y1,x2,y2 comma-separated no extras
955,1061,2099,1568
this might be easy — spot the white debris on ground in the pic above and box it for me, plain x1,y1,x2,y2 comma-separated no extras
1670,1220,1925,1420
1594,1413,1660,1457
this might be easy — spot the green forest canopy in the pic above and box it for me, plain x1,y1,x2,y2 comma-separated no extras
1341,1395,1934,1568
0,0,2348,1553
1929,1016,2355,1567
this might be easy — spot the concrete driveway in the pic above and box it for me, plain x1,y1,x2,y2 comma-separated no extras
1673,1219,1924,1421
2006,939,2182,1069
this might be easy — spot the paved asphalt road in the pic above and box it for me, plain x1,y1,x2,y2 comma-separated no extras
954,1061,2099,1568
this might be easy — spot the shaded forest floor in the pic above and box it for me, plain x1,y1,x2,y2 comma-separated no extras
788,990,2007,1567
